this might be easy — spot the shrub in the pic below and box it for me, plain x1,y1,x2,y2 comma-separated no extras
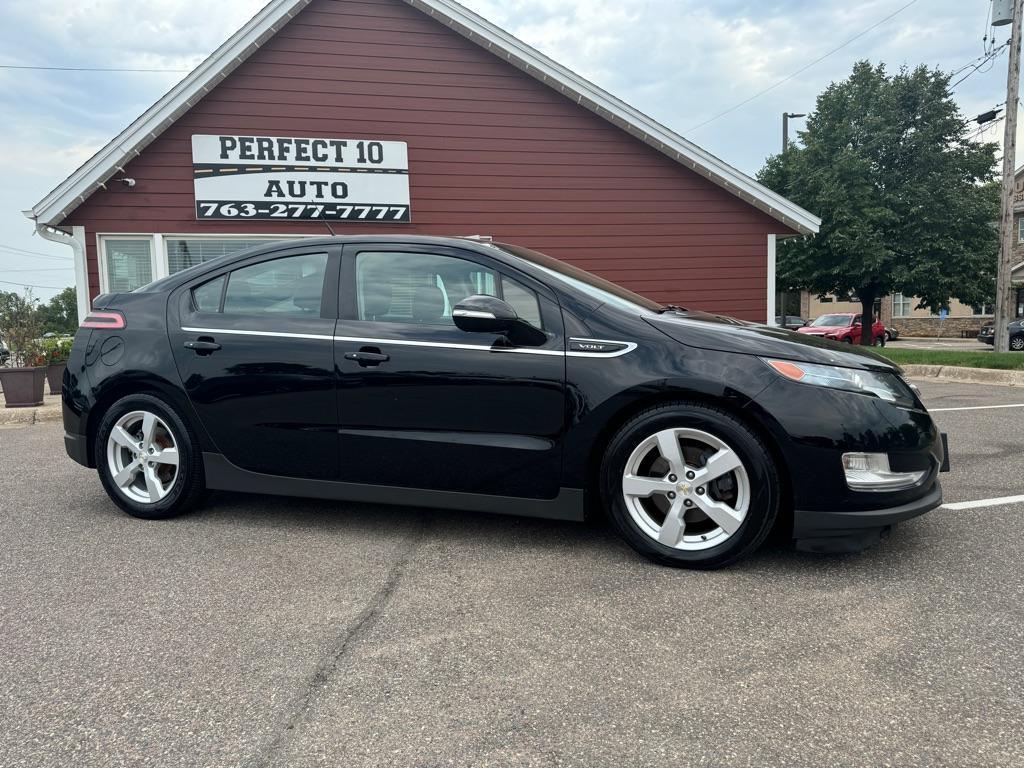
0,289,44,368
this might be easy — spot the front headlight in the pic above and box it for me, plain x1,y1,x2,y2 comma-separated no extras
762,359,916,408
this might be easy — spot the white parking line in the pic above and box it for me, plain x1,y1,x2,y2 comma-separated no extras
942,495,1024,510
929,403,1024,412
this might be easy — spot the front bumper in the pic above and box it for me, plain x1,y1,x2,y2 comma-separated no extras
794,482,942,553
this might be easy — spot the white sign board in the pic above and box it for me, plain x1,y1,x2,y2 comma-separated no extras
191,134,410,222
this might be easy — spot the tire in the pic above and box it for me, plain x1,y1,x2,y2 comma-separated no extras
95,393,207,520
842,337,853,344
600,402,780,569
874,335,885,347
1011,335,1024,352
884,331,892,342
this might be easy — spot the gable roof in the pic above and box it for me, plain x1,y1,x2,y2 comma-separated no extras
26,0,821,235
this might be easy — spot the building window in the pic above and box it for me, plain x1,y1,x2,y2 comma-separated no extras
1018,217,1024,244
101,238,152,292
972,303,994,316
892,293,912,317
166,238,278,274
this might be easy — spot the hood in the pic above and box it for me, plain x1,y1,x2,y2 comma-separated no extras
646,311,898,372
797,325,843,334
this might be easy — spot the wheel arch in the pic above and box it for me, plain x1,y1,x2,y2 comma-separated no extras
583,388,793,533
84,375,213,467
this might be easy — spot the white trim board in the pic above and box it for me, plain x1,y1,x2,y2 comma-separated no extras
24,0,820,237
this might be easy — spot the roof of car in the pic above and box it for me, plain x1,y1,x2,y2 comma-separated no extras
253,234,499,249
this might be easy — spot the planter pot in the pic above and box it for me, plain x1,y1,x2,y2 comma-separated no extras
0,366,46,408
46,362,66,396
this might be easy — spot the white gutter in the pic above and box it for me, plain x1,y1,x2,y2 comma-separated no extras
27,216,90,323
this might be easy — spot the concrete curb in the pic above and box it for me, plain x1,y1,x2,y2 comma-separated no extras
0,396,62,428
901,364,1024,387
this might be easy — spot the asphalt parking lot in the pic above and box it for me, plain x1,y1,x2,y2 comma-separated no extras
1,380,1022,767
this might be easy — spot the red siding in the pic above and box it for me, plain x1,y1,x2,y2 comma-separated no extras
65,0,793,319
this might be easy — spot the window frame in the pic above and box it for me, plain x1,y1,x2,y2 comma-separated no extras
892,292,913,318
179,243,341,323
165,235,299,276
98,234,156,294
98,232,321,291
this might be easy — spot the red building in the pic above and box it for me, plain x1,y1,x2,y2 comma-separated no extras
26,0,818,323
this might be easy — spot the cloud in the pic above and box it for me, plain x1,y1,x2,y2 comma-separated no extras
0,0,1017,299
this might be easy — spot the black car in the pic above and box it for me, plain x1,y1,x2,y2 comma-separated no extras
774,315,808,331
977,320,1024,350
63,236,947,569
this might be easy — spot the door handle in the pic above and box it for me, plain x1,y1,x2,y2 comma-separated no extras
344,348,389,366
184,339,221,355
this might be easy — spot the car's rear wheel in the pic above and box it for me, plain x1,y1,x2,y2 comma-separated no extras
874,335,885,347
842,337,853,343
95,393,206,520
1011,335,1024,352
600,402,780,569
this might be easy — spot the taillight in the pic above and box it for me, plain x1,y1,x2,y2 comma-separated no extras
81,310,125,329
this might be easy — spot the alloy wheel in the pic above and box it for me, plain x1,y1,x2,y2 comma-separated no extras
106,410,180,504
621,427,750,551
1011,336,1024,351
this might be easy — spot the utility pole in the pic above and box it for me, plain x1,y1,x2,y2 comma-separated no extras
782,112,806,154
994,0,1022,353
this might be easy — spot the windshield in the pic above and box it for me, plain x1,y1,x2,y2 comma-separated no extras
810,314,853,327
493,242,663,313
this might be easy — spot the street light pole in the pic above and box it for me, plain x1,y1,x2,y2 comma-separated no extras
994,0,1022,353
782,112,806,154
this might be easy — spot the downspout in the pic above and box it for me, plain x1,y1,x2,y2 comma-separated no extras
24,214,90,324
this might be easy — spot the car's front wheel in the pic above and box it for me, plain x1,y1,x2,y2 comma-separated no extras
600,402,780,569
1011,335,1024,352
95,393,207,520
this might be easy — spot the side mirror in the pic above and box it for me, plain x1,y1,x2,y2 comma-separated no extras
453,295,518,334
453,294,548,346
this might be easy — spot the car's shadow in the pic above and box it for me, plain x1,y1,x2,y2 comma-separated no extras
192,489,916,574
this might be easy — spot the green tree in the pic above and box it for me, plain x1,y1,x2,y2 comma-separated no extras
35,287,78,335
758,61,1000,344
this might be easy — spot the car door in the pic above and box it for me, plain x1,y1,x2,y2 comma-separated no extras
169,245,341,480
334,242,566,499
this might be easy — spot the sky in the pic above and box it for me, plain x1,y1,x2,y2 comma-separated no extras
0,0,1018,301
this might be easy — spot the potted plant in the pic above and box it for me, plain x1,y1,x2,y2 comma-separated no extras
0,290,46,408
41,336,72,396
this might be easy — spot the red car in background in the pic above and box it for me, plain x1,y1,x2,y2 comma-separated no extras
796,313,886,346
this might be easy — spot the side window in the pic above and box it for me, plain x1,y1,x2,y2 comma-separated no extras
501,276,543,329
192,275,225,312
356,251,498,325
355,251,545,330
222,253,328,315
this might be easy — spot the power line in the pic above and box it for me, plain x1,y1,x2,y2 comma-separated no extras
0,244,73,260
950,41,1010,90
0,278,69,290
685,0,921,134
1,267,75,273
0,63,190,73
